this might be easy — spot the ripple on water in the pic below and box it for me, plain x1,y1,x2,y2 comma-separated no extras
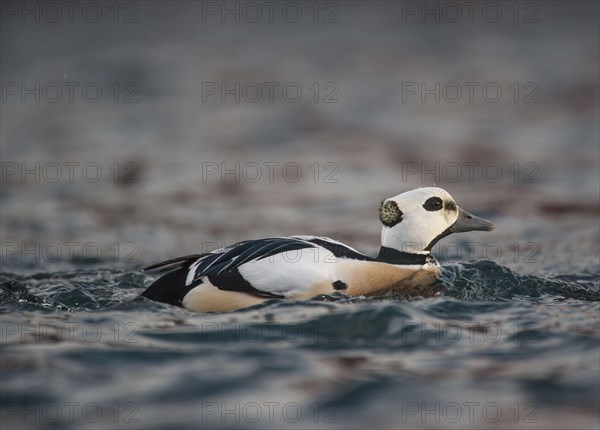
1,261,598,429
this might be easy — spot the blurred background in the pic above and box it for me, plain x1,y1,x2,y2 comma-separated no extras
1,1,599,429
2,0,598,273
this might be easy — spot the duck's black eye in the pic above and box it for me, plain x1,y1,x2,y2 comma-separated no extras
423,197,443,211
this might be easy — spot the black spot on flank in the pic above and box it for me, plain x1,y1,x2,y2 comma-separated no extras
332,280,348,291
423,196,443,212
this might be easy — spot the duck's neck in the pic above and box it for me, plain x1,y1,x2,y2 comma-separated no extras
376,246,431,265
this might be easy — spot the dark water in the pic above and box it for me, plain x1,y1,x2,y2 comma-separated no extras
1,261,598,429
2,1,599,429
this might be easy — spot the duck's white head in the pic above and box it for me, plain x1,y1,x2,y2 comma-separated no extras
378,187,495,258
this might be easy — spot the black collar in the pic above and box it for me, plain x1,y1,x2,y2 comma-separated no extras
376,246,431,265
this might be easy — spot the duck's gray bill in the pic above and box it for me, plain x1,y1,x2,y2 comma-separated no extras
450,208,496,233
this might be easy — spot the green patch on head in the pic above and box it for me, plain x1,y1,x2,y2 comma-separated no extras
445,201,457,211
379,200,403,227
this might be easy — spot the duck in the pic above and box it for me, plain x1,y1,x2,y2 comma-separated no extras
140,187,495,312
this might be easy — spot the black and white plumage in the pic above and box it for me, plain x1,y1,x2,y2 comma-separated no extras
141,187,496,312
